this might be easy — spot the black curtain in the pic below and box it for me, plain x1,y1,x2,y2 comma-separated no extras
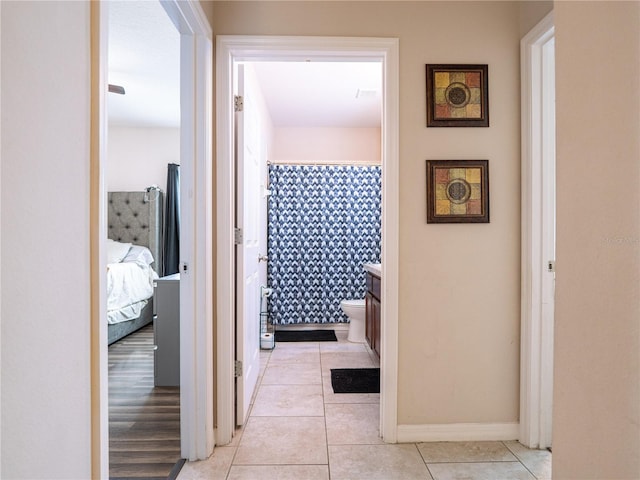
164,163,180,275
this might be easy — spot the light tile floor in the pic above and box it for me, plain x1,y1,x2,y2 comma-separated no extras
177,330,552,480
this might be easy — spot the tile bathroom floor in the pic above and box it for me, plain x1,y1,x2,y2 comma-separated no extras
177,330,551,480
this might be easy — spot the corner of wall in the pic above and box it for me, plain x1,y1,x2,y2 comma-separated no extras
518,1,553,37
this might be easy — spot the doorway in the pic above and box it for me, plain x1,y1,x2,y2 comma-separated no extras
520,11,556,450
106,2,181,476
216,36,400,445
92,1,213,475
234,59,384,426
106,2,181,477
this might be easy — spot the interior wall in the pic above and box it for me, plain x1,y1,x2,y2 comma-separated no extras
553,2,640,478
209,1,523,427
107,126,180,192
0,2,92,478
272,127,381,165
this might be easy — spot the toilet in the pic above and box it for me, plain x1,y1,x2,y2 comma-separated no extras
340,299,366,343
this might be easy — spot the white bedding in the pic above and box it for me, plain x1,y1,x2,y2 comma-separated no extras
107,244,158,325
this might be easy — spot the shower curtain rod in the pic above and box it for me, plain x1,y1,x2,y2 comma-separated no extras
267,160,382,166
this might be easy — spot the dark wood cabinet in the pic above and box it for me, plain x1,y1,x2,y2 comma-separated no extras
365,271,381,358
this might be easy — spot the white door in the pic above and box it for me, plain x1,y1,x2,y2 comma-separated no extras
235,64,261,426
520,13,555,450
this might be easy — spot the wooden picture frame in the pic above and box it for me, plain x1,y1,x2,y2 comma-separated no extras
426,64,489,127
426,160,489,223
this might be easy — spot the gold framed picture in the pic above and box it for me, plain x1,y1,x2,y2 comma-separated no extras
426,64,489,127
426,160,490,223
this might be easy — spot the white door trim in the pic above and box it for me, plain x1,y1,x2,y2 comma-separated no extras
161,0,215,461
90,3,109,476
215,35,400,445
520,10,555,450
92,0,213,471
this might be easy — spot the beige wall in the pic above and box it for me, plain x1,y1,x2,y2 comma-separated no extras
107,126,180,192
519,1,553,36
0,0,635,477
209,1,523,426
0,2,92,478
272,127,381,165
553,2,640,478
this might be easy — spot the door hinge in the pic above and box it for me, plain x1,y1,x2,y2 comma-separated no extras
234,360,243,377
234,227,243,245
234,95,244,112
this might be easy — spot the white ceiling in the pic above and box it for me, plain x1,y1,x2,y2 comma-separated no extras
251,61,382,128
107,1,382,129
108,1,180,128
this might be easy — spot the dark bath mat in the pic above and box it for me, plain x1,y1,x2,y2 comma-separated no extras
331,368,380,394
275,329,337,342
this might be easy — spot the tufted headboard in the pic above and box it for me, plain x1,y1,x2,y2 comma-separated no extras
108,188,164,276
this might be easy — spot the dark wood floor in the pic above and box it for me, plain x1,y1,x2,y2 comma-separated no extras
109,325,182,479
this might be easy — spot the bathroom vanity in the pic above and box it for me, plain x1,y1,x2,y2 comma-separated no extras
364,263,381,358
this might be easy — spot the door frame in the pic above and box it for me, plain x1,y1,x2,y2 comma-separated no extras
90,1,213,474
520,10,555,449
215,35,400,445
162,0,215,461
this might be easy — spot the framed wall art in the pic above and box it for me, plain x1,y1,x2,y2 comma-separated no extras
426,160,489,223
426,64,489,127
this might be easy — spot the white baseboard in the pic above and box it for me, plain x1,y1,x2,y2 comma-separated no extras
396,422,520,443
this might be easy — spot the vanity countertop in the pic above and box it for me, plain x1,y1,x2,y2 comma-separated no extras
363,263,381,277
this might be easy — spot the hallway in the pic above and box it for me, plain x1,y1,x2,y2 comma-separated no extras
177,331,551,479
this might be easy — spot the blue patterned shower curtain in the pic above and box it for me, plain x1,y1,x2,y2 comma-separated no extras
267,164,381,324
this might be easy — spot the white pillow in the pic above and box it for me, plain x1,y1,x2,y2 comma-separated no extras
107,239,132,264
122,244,155,267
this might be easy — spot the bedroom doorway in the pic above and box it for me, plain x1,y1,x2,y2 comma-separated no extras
106,1,182,477
95,0,213,476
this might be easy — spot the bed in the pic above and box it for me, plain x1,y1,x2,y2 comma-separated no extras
107,188,163,345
